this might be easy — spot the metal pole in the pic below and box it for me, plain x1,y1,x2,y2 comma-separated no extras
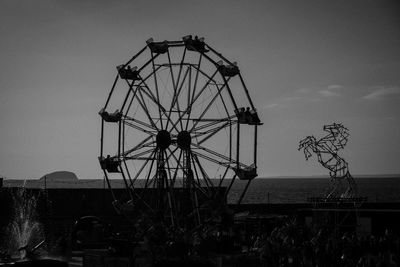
122,121,125,159
100,119,104,157
254,125,258,168
104,75,119,109
118,120,121,158
124,45,148,67
238,74,256,110
236,122,240,171
237,180,251,205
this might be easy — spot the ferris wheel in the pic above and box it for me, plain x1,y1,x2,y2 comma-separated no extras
98,35,262,229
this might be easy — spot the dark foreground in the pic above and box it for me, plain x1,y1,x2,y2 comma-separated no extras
1,188,400,266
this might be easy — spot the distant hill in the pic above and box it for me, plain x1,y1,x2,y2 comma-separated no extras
39,171,78,182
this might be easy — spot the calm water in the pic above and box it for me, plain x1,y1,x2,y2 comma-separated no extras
229,178,400,204
4,177,400,204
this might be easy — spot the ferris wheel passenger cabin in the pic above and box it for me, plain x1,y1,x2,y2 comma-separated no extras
217,61,240,77
182,35,209,53
146,38,169,54
117,65,140,81
235,165,257,180
99,155,120,173
235,107,262,125
99,108,122,123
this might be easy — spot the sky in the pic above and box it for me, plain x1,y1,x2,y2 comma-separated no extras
0,0,399,179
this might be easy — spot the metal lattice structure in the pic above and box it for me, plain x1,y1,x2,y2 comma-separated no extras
298,123,357,199
98,35,262,230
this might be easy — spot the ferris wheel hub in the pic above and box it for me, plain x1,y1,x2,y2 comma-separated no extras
177,131,191,150
156,130,172,150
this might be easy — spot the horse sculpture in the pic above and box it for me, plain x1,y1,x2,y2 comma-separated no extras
298,123,357,199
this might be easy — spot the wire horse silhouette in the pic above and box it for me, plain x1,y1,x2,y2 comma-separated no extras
298,123,357,199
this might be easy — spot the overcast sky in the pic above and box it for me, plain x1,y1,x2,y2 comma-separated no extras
1,0,399,179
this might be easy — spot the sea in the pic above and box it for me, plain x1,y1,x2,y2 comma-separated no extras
3,177,400,204
230,177,400,204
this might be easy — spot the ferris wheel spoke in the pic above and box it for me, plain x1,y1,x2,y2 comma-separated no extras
129,71,173,128
186,67,192,125
123,146,155,160
166,50,177,91
164,52,177,131
193,143,246,168
162,149,177,227
166,148,208,197
162,149,175,190
137,79,166,115
122,67,163,119
190,64,221,88
175,47,187,97
124,121,156,136
120,80,137,114
192,122,229,141
137,74,180,132
124,83,142,117
168,69,219,133
166,147,182,188
120,159,155,212
175,67,191,130
165,47,188,132
150,51,164,129
135,85,160,130
123,79,157,109
195,122,230,146
127,149,157,188
135,65,163,96
192,115,235,134
189,153,216,198
137,52,160,73
121,159,134,189
190,54,203,108
189,78,230,132
201,49,240,111
169,67,190,130
138,83,162,112
144,149,158,189
143,81,178,131
190,151,215,190
122,136,154,157
186,55,211,131
217,165,231,189
124,115,156,132
119,163,134,201
189,152,207,188
124,147,155,160
195,121,236,146
216,84,231,121
189,76,231,132
188,69,219,111
190,149,231,170
191,144,249,170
